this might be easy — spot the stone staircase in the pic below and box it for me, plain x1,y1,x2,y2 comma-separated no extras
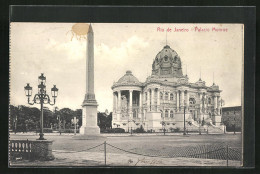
188,118,224,134
205,125,224,134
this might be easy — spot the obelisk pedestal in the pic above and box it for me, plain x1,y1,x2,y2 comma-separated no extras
79,24,100,136
80,99,100,135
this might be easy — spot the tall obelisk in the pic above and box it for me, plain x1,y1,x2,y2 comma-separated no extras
80,24,100,135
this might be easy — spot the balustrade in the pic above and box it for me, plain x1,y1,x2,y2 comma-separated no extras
9,139,54,161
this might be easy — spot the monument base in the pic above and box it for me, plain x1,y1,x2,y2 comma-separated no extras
80,126,100,135
74,126,105,140
146,111,162,131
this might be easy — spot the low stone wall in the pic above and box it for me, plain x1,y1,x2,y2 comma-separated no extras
9,139,54,161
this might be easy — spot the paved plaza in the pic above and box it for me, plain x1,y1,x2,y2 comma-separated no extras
10,133,242,167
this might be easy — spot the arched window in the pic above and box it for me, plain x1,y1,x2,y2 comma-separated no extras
165,110,168,117
189,98,196,105
170,110,174,118
133,110,137,118
160,92,163,100
208,98,211,104
170,93,174,100
165,92,168,100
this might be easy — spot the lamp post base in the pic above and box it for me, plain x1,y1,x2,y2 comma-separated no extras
38,133,46,140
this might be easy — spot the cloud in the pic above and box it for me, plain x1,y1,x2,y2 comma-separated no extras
10,23,243,112
46,38,86,61
94,35,149,111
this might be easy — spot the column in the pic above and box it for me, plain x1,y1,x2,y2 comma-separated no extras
181,90,184,111
214,95,217,114
129,90,133,118
143,109,146,121
143,91,146,104
115,92,118,113
147,90,150,111
117,91,121,121
162,91,165,104
151,88,155,111
217,96,220,115
139,92,142,119
117,90,121,112
204,94,207,113
162,110,165,119
199,93,203,112
157,90,160,111
186,91,189,109
139,92,142,111
113,92,116,113
176,91,179,111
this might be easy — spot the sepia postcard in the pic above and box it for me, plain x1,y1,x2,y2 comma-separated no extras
9,22,244,167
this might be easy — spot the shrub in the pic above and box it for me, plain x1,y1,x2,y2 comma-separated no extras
169,127,174,132
62,129,79,133
174,127,180,132
113,128,125,133
133,125,146,133
101,128,125,133
43,128,53,133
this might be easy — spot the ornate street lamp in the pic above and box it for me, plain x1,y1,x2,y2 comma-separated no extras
161,121,166,135
128,119,135,135
183,100,187,135
13,115,17,134
57,114,62,135
233,117,236,135
71,117,79,135
194,104,201,135
24,73,58,140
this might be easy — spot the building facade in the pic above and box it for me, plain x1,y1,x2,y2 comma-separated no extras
111,45,224,132
222,106,242,131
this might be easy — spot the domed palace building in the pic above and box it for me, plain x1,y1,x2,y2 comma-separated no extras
111,45,224,132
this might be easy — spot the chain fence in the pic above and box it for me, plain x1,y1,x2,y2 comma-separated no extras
10,140,242,166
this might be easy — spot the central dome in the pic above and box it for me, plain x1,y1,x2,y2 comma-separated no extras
152,45,183,78
155,45,178,61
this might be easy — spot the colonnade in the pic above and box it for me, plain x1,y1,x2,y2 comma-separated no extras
113,90,142,119
113,89,221,121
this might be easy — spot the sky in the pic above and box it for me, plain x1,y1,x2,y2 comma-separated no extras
10,23,243,112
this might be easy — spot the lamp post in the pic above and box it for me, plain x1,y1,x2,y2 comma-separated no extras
219,98,225,132
71,117,79,135
57,114,62,135
13,115,17,134
194,104,201,135
24,73,58,140
127,118,135,135
183,100,186,135
233,117,236,135
161,121,166,135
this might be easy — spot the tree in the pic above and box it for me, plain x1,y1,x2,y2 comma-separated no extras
9,105,19,131
9,105,90,132
98,111,112,131
9,105,41,132
43,107,54,128
75,109,82,127
59,108,75,129
107,112,112,129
